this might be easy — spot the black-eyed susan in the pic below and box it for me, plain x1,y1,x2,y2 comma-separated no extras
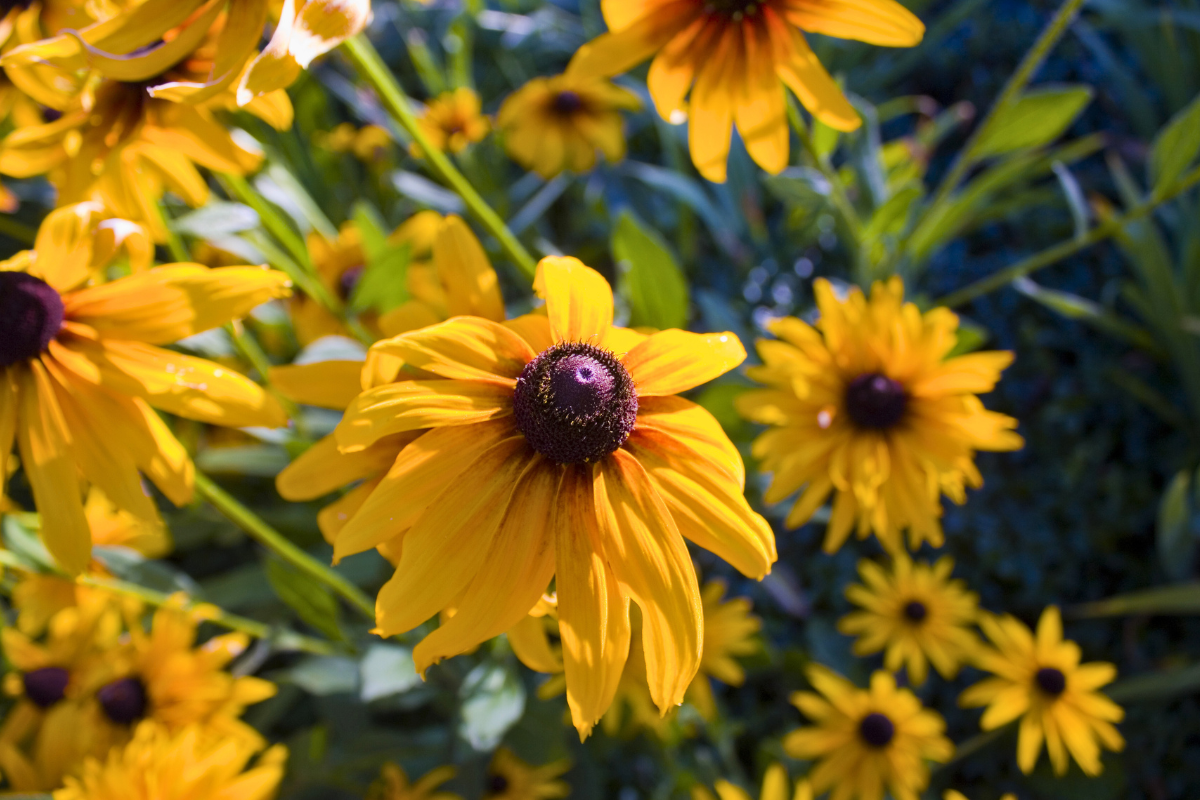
332,256,775,737
483,747,570,800
566,0,923,182
736,277,1023,553
497,73,639,179
414,87,491,156
959,606,1124,777
274,213,506,546
784,666,953,800
368,762,462,800
691,578,762,719
53,721,287,800
692,763,810,800
0,204,289,573
838,553,979,685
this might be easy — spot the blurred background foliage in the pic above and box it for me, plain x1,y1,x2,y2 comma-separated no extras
4,0,1200,797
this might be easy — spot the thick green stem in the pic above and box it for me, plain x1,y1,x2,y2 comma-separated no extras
194,471,375,620
340,34,538,281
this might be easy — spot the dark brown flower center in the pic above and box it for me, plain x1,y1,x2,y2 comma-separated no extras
702,0,762,20
486,773,509,795
1035,667,1066,697
551,91,584,116
23,667,69,708
859,712,895,747
0,272,65,367
513,342,638,464
338,264,365,300
903,600,928,622
97,677,148,724
845,372,907,430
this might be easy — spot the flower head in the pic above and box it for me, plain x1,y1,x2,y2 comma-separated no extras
691,763,809,800
367,762,461,800
838,553,979,685
331,256,774,737
567,0,923,181
0,204,290,573
737,277,1023,553
414,87,491,156
959,606,1124,777
483,747,570,800
498,73,639,178
784,666,953,800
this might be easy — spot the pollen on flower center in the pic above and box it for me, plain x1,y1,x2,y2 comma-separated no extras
0,271,65,367
903,600,928,622
845,372,908,430
23,667,70,708
551,90,585,115
859,712,895,747
97,677,148,724
1035,667,1067,697
513,341,638,465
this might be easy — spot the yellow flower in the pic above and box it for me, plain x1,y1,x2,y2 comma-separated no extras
483,747,570,800
367,762,461,800
84,486,173,559
736,277,1023,553
274,214,506,546
414,87,491,156
566,0,923,182
690,578,761,719
497,73,639,179
959,606,1124,777
53,721,287,800
944,793,1016,800
331,256,774,737
692,763,810,800
837,553,979,685
784,666,953,800
0,203,290,573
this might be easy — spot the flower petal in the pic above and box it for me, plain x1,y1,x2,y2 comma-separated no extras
277,432,413,501
435,216,506,321
368,317,534,384
269,360,363,410
335,380,513,452
636,395,744,484
30,202,104,292
783,0,924,47
624,329,746,396
508,614,564,674
770,17,860,132
536,256,614,346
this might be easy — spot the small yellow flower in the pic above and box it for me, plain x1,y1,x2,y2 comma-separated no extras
737,277,1023,553
320,123,394,162
838,553,979,685
483,747,570,800
959,606,1124,777
414,87,491,156
784,666,953,800
53,721,287,800
498,73,639,178
367,762,461,800
692,763,810,800
690,579,762,719
0,204,290,573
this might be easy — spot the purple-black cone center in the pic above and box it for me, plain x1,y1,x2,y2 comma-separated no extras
551,90,584,115
486,773,510,795
97,677,147,724
0,272,64,367
513,341,638,464
859,712,895,747
338,264,365,300
903,600,928,622
1035,667,1067,696
23,667,69,708
845,372,907,430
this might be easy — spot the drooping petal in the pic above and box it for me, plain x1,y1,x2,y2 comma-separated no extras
735,22,789,175
624,329,746,396
687,25,739,183
536,256,614,346
770,18,860,132
368,317,534,384
508,614,564,673
782,0,924,47
435,216,506,321
595,449,702,713
335,380,513,452
567,3,691,80
276,432,413,501
268,361,364,410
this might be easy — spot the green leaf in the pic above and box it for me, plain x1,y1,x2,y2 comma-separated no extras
1149,91,1200,192
945,318,990,357
1108,661,1200,704
974,85,1094,158
350,243,411,314
1012,277,1161,352
1074,582,1200,617
171,201,259,238
612,211,689,330
458,661,525,751
265,557,345,642
811,117,840,159
1158,469,1199,582
278,655,359,695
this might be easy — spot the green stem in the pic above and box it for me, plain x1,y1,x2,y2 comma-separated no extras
924,0,1087,212
194,471,375,620
340,34,538,281
0,215,36,245
937,163,1200,308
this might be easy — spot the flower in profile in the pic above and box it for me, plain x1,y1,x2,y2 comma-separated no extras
736,277,1023,553
784,666,953,800
566,0,923,182
0,203,290,573
838,553,979,685
691,763,810,800
483,747,570,800
367,762,461,800
498,73,639,178
332,256,774,737
959,606,1124,777
53,721,287,800
414,87,491,156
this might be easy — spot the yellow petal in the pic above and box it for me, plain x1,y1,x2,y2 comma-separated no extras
772,23,860,133
783,0,924,47
435,216,506,321
369,317,534,384
735,25,789,175
568,6,687,80
335,380,513,452
30,202,103,292
508,614,563,674
276,432,411,501
536,256,614,346
624,329,746,396
688,27,738,183
269,360,363,410
636,395,744,484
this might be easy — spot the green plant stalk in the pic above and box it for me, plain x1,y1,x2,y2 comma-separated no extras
925,0,1088,212
194,471,375,620
937,163,1200,308
340,34,539,281
0,215,36,245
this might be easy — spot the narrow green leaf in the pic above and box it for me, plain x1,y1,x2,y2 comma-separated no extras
1074,581,1200,617
975,85,1094,158
612,211,689,330
265,557,345,642
1158,469,1198,581
1149,91,1200,192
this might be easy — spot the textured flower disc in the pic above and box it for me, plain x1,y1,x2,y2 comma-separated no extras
0,272,64,367
513,341,638,464
845,373,908,429
23,667,70,708
97,677,148,724
859,712,896,747
903,600,929,622
1035,667,1067,696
